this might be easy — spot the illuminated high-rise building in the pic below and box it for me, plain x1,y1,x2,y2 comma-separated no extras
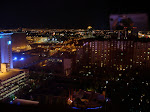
0,33,13,70
0,33,29,100
75,39,150,76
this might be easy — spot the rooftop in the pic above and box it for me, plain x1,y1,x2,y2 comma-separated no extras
13,99,39,105
0,32,13,36
0,69,28,81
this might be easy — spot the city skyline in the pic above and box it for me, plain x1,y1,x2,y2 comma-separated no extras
0,1,150,111
0,28,150,112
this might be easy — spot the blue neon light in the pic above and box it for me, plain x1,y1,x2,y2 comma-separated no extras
20,58,24,61
72,107,81,109
10,101,13,104
13,57,25,61
86,106,103,110
8,40,11,45
13,57,17,61
72,106,102,110
17,102,20,105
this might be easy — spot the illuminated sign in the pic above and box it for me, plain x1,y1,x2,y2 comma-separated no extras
110,13,148,30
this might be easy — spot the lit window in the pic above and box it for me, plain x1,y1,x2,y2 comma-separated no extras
147,56,149,60
101,63,103,67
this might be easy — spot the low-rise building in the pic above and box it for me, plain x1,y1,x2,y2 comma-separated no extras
0,69,29,100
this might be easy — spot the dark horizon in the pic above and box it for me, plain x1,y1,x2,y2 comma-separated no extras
0,0,149,29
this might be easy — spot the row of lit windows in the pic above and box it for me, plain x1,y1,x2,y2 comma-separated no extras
2,72,26,85
0,76,26,94
0,78,27,100
81,59,150,68
0,88,19,100
86,43,150,50
48,59,62,62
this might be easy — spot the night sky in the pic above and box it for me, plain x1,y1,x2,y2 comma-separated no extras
0,0,149,29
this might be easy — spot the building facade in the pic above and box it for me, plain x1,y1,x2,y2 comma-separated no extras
0,69,29,100
0,33,13,70
75,40,150,76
